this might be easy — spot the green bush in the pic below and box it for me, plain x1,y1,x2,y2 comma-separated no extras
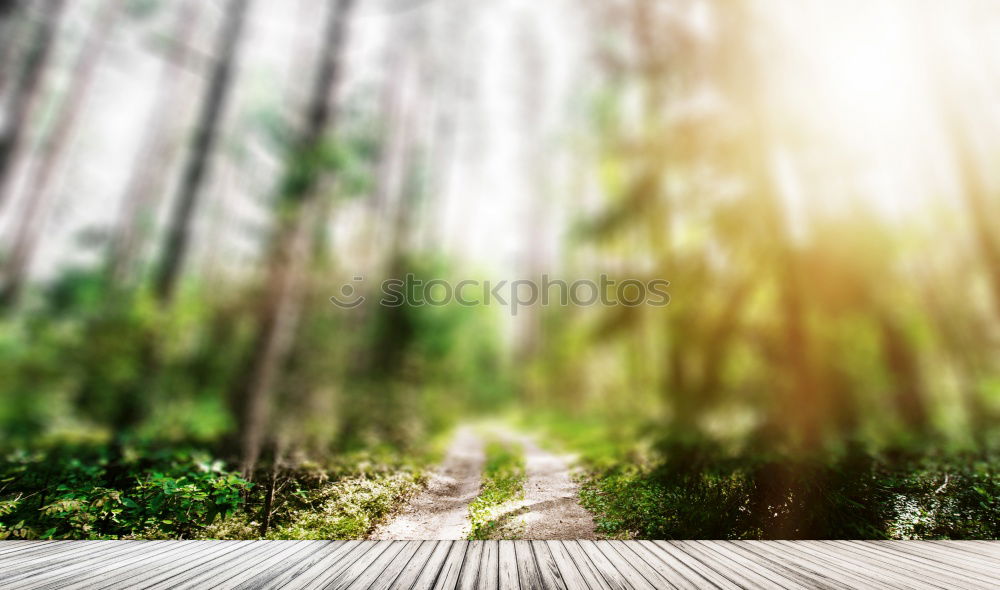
577,444,1000,540
0,446,249,539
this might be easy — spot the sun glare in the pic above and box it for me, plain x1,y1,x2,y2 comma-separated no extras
762,1,992,221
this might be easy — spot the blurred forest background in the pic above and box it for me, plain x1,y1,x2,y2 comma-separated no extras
1,0,999,540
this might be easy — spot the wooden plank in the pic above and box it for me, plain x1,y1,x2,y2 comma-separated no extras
824,540,972,588
908,541,1000,571
280,540,369,590
296,541,386,589
0,541,53,560
364,540,424,590
650,541,742,590
22,540,215,590
478,540,499,590
876,541,1000,587
238,541,343,590
456,540,484,590
0,539,58,560
1,541,143,582
3,539,998,590
687,541,812,590
731,541,870,590
544,541,594,590
590,541,660,590
559,540,614,590
834,540,996,588
0,540,90,562
388,541,442,590
514,540,545,590
27,541,196,590
406,540,454,590
604,541,678,590
773,541,937,590
670,540,781,590
935,541,1000,560
924,541,1000,579
432,541,469,590
142,540,289,590
710,540,841,589
125,541,271,590
197,541,324,590
575,540,632,590
3,542,176,588
216,541,332,589
498,540,519,590
617,541,701,590
319,541,400,590
0,541,65,559
531,541,569,590
0,540,125,572
335,540,410,590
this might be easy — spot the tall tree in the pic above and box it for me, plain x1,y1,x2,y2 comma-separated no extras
106,0,203,286
0,0,117,307
0,0,25,95
235,0,356,477
152,0,250,304
0,0,65,207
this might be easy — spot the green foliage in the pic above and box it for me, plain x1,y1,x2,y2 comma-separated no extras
0,277,251,446
468,440,526,540
201,448,434,540
574,441,1000,540
264,470,424,540
0,446,249,539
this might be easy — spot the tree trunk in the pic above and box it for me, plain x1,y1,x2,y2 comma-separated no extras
877,312,930,434
0,0,116,307
152,0,249,304
0,0,65,207
0,0,25,96
951,134,1000,322
235,0,356,478
106,0,202,286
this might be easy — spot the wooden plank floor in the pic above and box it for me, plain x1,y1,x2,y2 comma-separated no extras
1,540,998,589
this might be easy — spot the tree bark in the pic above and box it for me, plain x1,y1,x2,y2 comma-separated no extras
236,0,356,477
0,0,65,207
106,0,202,286
0,0,25,96
0,0,116,307
152,0,249,304
877,312,930,434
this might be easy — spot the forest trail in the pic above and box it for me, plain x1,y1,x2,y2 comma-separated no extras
370,426,485,540
513,434,598,540
371,425,597,540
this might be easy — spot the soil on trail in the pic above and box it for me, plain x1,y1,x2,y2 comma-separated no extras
372,424,598,540
515,435,598,540
370,426,484,540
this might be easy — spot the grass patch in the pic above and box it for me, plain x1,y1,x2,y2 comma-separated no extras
199,448,435,540
529,411,1000,540
467,440,526,540
577,449,1000,540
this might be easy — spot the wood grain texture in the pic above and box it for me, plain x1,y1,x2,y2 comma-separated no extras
0,539,997,589
498,539,519,590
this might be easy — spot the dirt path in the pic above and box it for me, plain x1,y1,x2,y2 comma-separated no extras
371,425,597,540
370,426,484,540
509,433,598,540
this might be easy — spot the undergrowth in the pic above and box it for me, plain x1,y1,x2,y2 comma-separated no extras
524,410,1000,540
467,439,526,540
0,444,437,540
